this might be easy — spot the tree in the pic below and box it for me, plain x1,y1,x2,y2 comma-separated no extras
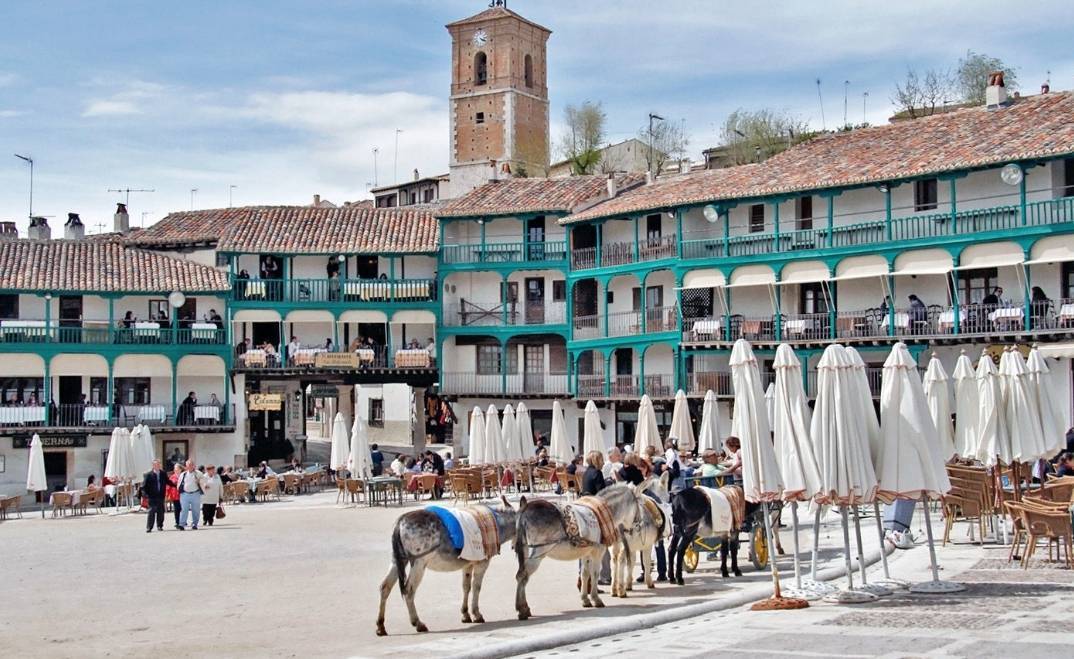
557,101,606,175
639,117,688,175
956,50,1018,104
892,68,954,119
719,109,811,166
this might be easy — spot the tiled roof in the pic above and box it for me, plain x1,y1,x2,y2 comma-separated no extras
446,6,550,33
438,174,647,219
566,92,1074,224
0,239,230,293
127,208,240,247
215,205,439,254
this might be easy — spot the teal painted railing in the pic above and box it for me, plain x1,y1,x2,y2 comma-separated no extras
441,240,568,265
0,322,227,346
0,402,235,429
232,277,436,304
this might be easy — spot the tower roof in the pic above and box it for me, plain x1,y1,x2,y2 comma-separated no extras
446,5,551,33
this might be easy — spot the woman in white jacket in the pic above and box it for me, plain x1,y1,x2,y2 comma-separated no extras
201,465,224,526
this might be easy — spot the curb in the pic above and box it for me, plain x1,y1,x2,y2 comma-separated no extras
447,542,897,659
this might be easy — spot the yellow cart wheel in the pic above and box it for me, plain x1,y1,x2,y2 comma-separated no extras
683,545,699,573
751,525,768,571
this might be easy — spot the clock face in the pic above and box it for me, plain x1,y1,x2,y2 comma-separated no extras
472,29,488,47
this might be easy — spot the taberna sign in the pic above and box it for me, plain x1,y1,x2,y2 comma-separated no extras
14,435,88,449
308,384,339,399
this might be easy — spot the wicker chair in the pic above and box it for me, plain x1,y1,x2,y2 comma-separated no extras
335,477,348,504
345,478,365,504
450,472,482,505
51,492,74,517
256,478,280,502
282,474,302,495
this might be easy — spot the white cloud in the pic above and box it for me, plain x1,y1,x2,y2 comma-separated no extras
82,100,141,117
81,80,170,117
0,109,21,118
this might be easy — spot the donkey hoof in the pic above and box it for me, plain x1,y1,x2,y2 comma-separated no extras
375,626,387,637
675,578,686,586
593,599,605,608
647,582,655,589
415,622,429,633
473,614,485,624
733,569,743,577
721,571,730,579
581,599,593,608
461,613,472,623
517,607,531,620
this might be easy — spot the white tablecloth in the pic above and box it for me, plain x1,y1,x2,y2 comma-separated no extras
1058,303,1074,321
243,281,266,298
395,349,431,368
784,319,815,335
194,405,220,422
988,307,1023,323
190,322,218,340
691,320,722,336
0,406,46,423
880,312,910,329
133,322,161,337
0,319,47,333
355,348,375,363
137,405,167,423
937,309,967,329
242,349,267,366
292,348,325,366
83,406,109,423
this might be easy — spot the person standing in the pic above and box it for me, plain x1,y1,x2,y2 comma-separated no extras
166,464,182,529
177,460,205,530
201,465,223,526
142,459,170,533
581,451,612,585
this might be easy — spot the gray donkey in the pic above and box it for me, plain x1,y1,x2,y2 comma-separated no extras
610,473,669,597
514,482,646,618
376,497,518,636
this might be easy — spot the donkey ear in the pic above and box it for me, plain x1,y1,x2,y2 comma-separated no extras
660,471,670,490
501,494,512,509
518,495,528,511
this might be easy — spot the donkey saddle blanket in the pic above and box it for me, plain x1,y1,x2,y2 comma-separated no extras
428,505,500,561
696,486,744,535
561,496,618,546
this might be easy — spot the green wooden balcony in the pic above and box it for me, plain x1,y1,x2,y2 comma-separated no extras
440,240,568,266
232,277,437,304
0,321,227,347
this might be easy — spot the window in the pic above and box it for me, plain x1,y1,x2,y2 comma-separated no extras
799,283,828,314
646,214,661,244
614,348,633,375
552,280,566,302
474,51,488,85
0,294,17,319
215,252,229,268
1064,158,1074,196
914,178,938,211
795,196,813,231
749,204,765,233
475,112,485,125
524,54,534,88
115,378,151,405
408,192,417,205
89,377,107,405
423,188,434,203
646,286,664,309
369,398,384,428
477,345,502,375
500,281,518,303
1063,262,1074,299
148,299,170,322
0,377,43,405
631,287,641,311
960,268,999,304
606,290,614,305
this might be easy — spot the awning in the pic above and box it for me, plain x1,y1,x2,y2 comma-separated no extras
1025,235,1074,265
1038,343,1074,359
233,310,282,323
285,310,335,323
392,310,436,324
834,255,889,281
778,260,830,285
892,249,954,276
682,269,727,289
955,241,1024,270
339,310,388,324
728,265,776,288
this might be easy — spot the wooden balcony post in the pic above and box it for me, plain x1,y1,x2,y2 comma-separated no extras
949,178,958,233
604,351,612,398
772,201,781,251
639,351,646,396
640,273,647,333
949,259,961,335
595,223,603,269
170,357,178,423
1023,248,1033,332
106,356,114,425
884,186,893,241
1019,170,1028,226
633,216,640,262
676,209,684,259
602,280,609,338
826,194,835,248
773,276,783,341
722,209,730,257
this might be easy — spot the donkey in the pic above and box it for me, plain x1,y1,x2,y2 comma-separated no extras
514,482,645,619
667,485,744,585
376,497,518,636
610,473,670,597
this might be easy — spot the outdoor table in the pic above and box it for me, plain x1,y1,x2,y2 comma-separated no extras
137,405,167,424
1,319,49,339
0,406,46,424
292,348,324,366
355,348,375,363
367,477,403,507
691,319,721,340
345,281,389,300
242,349,267,367
989,307,1024,329
784,318,815,336
937,308,967,331
83,406,109,424
395,349,431,368
133,322,161,339
880,312,910,330
244,281,266,298
190,322,218,341
1058,303,1074,324
194,405,220,423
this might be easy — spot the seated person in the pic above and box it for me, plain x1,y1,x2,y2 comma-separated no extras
1056,452,1074,478
698,450,722,478
256,461,275,479
719,436,743,483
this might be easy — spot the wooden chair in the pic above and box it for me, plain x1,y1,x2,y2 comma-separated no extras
79,489,104,515
942,477,988,546
51,492,73,517
1037,477,1074,504
282,474,302,495
1008,500,1074,568
335,477,348,504
256,478,280,502
0,495,21,520
533,466,556,492
226,481,248,503
413,474,439,499
450,472,482,505
345,478,365,504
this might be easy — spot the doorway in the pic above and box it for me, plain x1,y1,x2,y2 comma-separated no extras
356,256,379,279
251,322,281,349
59,295,82,343
524,345,545,392
526,216,546,260
58,376,82,425
43,451,68,496
525,278,545,324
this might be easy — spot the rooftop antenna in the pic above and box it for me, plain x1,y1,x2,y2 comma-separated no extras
92,222,106,234
843,80,850,127
863,91,869,124
815,78,826,131
107,187,154,207
140,211,153,228
190,188,198,211
13,154,33,220
372,147,379,187
229,184,238,208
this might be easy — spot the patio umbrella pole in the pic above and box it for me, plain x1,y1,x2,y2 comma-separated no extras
909,493,965,594
841,506,854,590
872,500,909,588
810,506,822,582
791,501,802,590
824,505,877,603
853,505,891,596
751,502,808,610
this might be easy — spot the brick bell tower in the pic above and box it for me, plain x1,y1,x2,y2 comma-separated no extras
446,2,551,197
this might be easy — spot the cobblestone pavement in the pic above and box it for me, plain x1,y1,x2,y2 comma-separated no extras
526,526,1073,659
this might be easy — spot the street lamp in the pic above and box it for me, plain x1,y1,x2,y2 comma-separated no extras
648,113,664,175
14,154,33,220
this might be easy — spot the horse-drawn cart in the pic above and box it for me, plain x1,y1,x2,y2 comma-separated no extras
680,474,779,573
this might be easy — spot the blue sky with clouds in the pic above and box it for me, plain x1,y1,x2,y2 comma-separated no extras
1,0,1072,231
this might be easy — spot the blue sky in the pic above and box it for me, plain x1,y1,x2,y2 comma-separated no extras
1,0,1072,232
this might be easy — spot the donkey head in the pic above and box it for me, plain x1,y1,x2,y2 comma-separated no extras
641,472,671,504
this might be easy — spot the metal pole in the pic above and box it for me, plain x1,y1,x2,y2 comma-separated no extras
921,494,940,583
791,500,802,590
14,154,33,220
762,502,782,598
840,505,855,589
852,505,868,585
810,506,822,582
873,500,893,579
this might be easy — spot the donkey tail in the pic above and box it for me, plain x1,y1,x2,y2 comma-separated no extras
391,524,408,596
514,518,527,569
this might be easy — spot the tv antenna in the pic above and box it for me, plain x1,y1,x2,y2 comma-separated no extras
108,187,155,206
815,78,826,131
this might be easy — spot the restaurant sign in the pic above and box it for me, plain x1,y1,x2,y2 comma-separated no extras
14,435,87,449
308,384,339,399
248,393,283,411
314,352,358,369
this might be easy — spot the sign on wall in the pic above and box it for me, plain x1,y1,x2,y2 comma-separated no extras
315,352,358,369
308,384,339,399
248,393,283,411
13,435,87,449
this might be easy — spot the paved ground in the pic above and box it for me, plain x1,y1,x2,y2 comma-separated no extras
2,489,870,658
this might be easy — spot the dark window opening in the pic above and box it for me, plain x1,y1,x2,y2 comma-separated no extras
0,294,17,319
1062,262,1074,299
614,348,633,375
524,54,534,88
749,204,765,233
631,287,641,311
1064,158,1074,196
646,214,661,244
914,178,938,212
799,283,828,314
215,252,229,268
115,377,151,405
0,377,44,405
552,280,566,302
959,268,999,304
475,112,485,125
796,196,813,230
369,398,384,428
474,51,488,85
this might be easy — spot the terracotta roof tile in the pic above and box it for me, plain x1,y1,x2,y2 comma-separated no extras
566,92,1074,224
446,6,550,32
0,239,229,293
438,174,646,218
127,208,241,247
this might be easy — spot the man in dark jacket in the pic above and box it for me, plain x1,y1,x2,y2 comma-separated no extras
580,450,611,585
142,459,170,533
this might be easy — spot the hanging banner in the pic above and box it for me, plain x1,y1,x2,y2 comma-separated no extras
14,435,87,448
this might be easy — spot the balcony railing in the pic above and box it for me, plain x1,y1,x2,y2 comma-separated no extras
807,368,888,398
235,345,434,370
610,374,639,398
687,370,774,396
0,321,227,347
0,403,235,429
577,374,605,398
232,277,436,304
682,196,1074,260
443,300,567,327
571,235,678,271
441,241,568,266
575,305,678,340
441,372,568,396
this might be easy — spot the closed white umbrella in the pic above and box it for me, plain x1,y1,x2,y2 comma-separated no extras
501,404,525,462
485,404,504,464
975,352,1010,466
634,394,662,456
922,355,957,461
881,343,961,595
582,400,605,456
26,433,47,517
516,402,534,457
952,352,980,459
1000,349,1047,462
765,382,775,428
549,400,572,464
330,413,350,472
696,390,721,454
668,389,695,452
348,415,372,480
1027,348,1065,455
771,344,822,597
129,424,155,478
468,407,486,465
104,427,131,482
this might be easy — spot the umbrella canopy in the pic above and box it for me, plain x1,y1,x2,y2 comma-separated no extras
877,343,952,501
485,404,504,464
26,433,47,492
634,394,662,456
772,345,822,502
104,427,132,480
516,402,534,458
1027,348,1066,456
668,389,695,452
975,353,1010,466
502,404,525,462
922,355,957,461
468,407,486,465
730,339,783,502
810,344,878,505
130,424,156,477
765,383,775,428
952,352,980,459
549,400,573,463
348,415,372,479
696,390,722,453
330,413,350,470
1000,349,1048,462
845,347,882,466
582,400,606,456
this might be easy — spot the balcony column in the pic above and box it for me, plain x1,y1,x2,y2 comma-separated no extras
106,356,114,425
884,186,893,241
479,220,487,262
107,297,115,342
724,287,733,342
828,280,838,340
502,273,509,327
567,351,575,396
332,312,340,350
500,337,508,395
389,257,396,303
773,275,783,341
676,273,685,338
43,293,52,343
603,351,612,398
385,320,393,367
601,278,610,338
1019,167,1028,226
639,350,646,396
949,178,958,232
43,359,51,422
171,356,178,422
676,209,684,259
722,209,730,257
826,194,835,248
771,201,781,251
675,346,684,392
633,216,640,262
595,223,603,269
283,256,291,302
950,254,961,335
639,273,647,333
887,273,897,337
1023,247,1033,332
565,280,574,331
437,338,445,390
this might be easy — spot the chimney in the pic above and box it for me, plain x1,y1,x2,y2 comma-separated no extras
413,168,420,181
645,171,654,185
113,203,130,234
313,194,321,207
985,70,1008,109
64,213,85,240
0,221,17,240
1042,83,1050,94
27,216,51,240
606,173,617,198
679,158,691,175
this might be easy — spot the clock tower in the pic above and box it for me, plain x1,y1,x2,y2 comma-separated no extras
446,3,551,197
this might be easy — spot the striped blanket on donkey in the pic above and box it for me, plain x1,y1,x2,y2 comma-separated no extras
561,496,618,546
427,505,500,561
695,485,746,534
